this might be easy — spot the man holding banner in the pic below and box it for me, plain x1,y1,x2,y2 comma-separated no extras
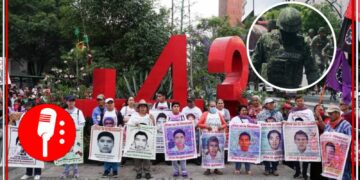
256,98,283,176
320,105,352,180
287,95,315,179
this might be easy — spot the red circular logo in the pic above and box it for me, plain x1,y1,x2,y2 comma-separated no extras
18,104,76,161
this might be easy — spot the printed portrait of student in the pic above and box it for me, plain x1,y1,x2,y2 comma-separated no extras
186,113,202,166
130,131,149,151
156,113,167,133
205,136,222,162
324,142,336,168
267,130,281,151
170,129,190,152
97,131,115,154
233,132,253,175
293,130,310,179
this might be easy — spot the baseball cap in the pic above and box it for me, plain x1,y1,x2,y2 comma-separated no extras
105,98,114,103
65,95,76,101
97,94,105,100
326,104,341,113
264,98,274,104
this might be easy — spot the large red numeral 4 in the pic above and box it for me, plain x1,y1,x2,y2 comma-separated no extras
208,36,249,115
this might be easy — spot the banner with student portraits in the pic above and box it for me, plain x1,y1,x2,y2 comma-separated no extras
150,110,171,153
283,121,321,162
260,122,284,161
55,128,84,165
123,124,156,160
228,123,261,163
320,132,351,180
8,126,44,168
201,132,225,169
163,120,197,161
89,126,123,162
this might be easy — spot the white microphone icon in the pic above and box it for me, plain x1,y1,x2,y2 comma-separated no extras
37,108,57,157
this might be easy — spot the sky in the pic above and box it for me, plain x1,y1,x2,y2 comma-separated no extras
158,0,284,23
158,0,350,23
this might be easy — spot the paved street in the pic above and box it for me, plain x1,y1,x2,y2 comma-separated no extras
8,162,296,180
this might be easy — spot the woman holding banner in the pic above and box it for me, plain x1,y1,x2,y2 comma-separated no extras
128,99,155,180
230,105,255,175
197,101,227,176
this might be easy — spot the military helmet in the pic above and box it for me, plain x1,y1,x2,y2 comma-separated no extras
318,27,326,33
276,7,302,33
308,28,314,34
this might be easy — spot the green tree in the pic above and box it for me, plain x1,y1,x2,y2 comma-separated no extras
9,0,65,76
189,16,247,101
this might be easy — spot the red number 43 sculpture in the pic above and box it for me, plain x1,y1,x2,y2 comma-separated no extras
76,35,249,117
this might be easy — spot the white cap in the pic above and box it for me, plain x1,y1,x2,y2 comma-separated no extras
105,98,114,103
264,98,274,104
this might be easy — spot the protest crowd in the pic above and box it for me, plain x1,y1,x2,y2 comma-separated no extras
7,84,354,180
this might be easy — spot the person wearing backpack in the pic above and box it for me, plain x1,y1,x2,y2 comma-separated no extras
151,91,171,111
61,95,86,179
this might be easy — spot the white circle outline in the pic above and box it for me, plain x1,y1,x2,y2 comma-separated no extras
246,1,337,92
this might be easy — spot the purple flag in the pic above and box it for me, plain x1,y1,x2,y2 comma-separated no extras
326,49,352,104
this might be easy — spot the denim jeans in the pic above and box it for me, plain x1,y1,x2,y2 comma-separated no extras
235,162,250,171
63,164,78,175
104,162,119,173
172,160,187,173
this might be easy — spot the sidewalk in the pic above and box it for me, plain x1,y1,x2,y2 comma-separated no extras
9,162,296,180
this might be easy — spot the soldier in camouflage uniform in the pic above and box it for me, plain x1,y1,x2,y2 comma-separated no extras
311,27,330,73
321,35,334,70
252,7,320,89
304,28,315,46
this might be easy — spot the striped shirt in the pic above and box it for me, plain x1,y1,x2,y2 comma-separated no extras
324,119,352,136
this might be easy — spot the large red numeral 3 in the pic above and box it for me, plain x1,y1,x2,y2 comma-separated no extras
208,36,249,115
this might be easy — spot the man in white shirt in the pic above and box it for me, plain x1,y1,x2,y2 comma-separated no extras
287,95,312,180
151,91,171,111
287,95,315,122
181,98,202,121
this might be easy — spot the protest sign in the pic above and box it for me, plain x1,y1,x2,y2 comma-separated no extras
163,120,197,161
123,124,156,160
201,132,225,169
228,123,261,163
260,122,284,161
8,126,44,168
55,128,84,165
150,110,171,153
283,121,321,162
320,132,351,180
89,126,123,162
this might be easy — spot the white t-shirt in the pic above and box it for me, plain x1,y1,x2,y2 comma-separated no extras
151,101,171,111
128,113,153,125
181,106,202,120
66,107,86,128
102,109,118,127
230,116,251,124
120,106,136,117
287,108,315,122
205,113,222,130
